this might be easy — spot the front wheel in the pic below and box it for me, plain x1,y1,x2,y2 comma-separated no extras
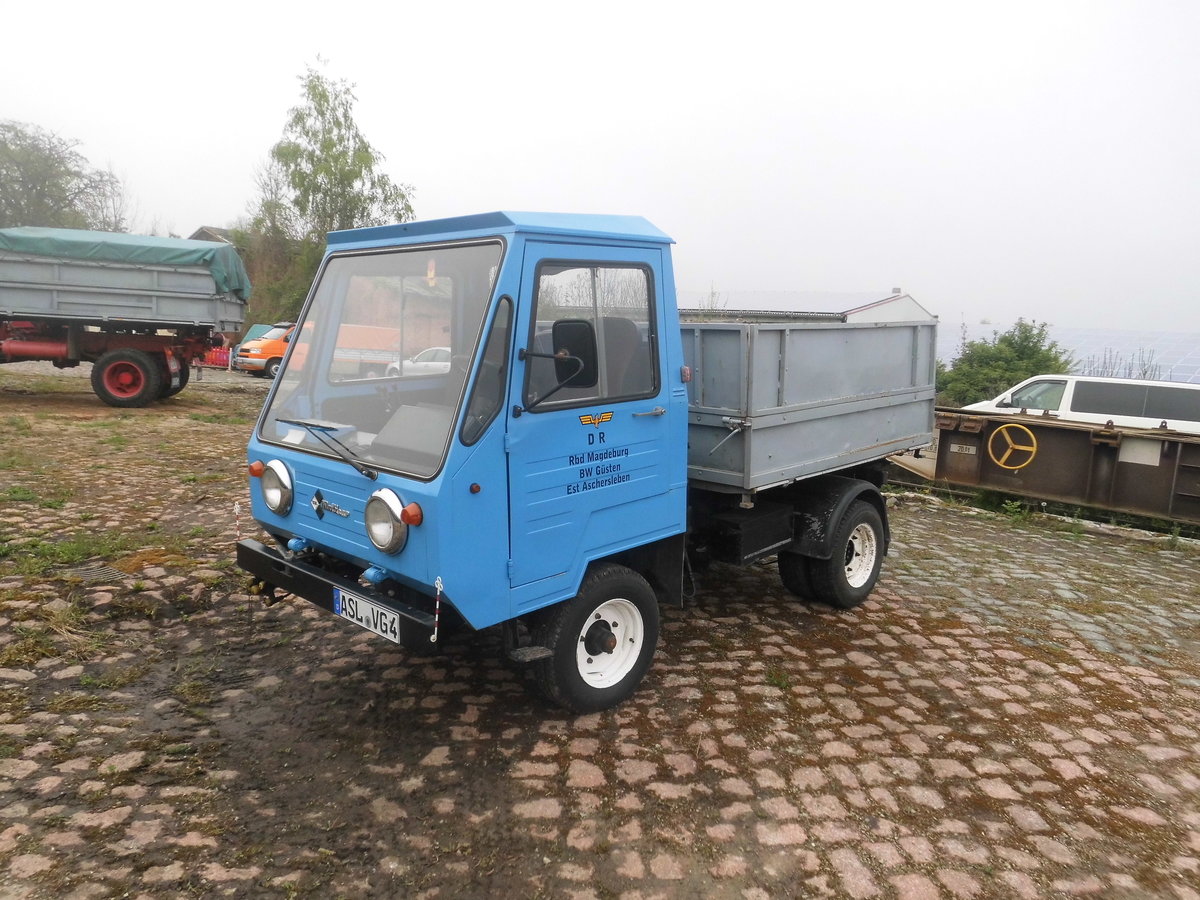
533,564,660,713
265,357,283,378
91,349,164,408
807,500,884,610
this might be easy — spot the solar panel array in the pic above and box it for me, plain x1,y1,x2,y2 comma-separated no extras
937,324,1200,385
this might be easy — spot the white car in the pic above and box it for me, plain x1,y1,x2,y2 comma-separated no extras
386,346,452,377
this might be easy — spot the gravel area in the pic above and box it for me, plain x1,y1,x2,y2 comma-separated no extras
1,366,1198,899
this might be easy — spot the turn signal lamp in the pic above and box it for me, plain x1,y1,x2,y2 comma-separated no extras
400,503,423,526
248,460,266,477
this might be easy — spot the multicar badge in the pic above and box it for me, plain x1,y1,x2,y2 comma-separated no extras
310,490,350,519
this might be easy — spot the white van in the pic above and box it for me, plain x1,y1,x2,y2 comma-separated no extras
964,374,1200,434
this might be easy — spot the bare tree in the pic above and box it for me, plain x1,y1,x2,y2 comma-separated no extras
1078,347,1163,381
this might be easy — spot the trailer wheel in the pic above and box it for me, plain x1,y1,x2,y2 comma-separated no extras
777,551,816,600
266,357,283,378
808,500,883,609
91,349,163,408
533,564,659,713
158,359,190,398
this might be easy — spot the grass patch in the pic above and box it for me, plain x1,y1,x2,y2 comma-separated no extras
0,483,73,508
0,626,59,666
80,416,131,429
3,415,32,434
45,692,126,713
112,547,189,574
0,600,110,665
187,412,254,426
172,657,221,706
79,661,151,690
181,473,228,485
174,679,215,705
0,687,30,717
765,667,791,689
8,531,154,577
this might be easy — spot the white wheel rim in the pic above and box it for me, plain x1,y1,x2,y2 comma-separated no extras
575,598,644,688
844,522,878,588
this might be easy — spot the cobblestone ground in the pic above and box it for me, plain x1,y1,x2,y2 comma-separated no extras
1,367,1198,899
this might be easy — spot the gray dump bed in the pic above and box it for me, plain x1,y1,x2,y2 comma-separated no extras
0,227,249,332
681,311,937,491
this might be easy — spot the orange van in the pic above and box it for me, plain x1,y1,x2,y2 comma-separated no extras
235,322,293,377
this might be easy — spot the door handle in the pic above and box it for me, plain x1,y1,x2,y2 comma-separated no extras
633,406,666,417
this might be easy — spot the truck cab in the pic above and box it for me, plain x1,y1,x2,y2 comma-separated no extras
238,212,689,711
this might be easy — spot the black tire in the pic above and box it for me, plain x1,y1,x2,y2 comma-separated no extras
808,500,884,610
778,551,816,601
158,359,191,398
533,564,660,713
91,349,163,408
266,357,283,378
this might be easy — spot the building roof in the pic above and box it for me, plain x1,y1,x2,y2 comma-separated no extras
188,226,233,243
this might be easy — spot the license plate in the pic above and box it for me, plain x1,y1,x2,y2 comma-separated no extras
333,589,401,643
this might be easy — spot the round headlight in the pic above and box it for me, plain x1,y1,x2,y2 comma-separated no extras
365,489,408,554
261,460,293,515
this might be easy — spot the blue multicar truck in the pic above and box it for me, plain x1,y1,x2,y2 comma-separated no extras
237,212,936,712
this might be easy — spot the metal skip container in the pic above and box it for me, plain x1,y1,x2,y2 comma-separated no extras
935,410,1200,526
681,312,938,492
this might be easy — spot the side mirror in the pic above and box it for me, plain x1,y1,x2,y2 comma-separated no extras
996,398,1012,408
551,319,598,388
514,319,600,416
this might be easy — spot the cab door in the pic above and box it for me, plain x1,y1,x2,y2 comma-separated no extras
506,244,679,604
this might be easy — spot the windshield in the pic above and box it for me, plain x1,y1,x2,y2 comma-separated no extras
259,326,290,341
258,240,504,478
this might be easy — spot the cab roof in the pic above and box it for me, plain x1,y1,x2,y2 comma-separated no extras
327,211,674,249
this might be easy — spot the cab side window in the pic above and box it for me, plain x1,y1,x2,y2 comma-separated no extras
525,263,657,408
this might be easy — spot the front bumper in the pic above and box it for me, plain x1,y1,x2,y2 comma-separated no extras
236,538,437,648
235,356,266,372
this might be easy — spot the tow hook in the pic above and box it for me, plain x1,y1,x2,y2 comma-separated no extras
248,579,280,607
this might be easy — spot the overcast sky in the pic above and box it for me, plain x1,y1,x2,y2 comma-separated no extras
6,0,1199,332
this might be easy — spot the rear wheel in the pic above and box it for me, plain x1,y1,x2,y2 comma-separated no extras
533,564,659,713
91,349,163,408
778,551,816,600
158,358,191,398
807,500,884,609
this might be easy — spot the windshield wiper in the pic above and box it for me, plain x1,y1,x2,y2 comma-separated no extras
276,418,378,480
